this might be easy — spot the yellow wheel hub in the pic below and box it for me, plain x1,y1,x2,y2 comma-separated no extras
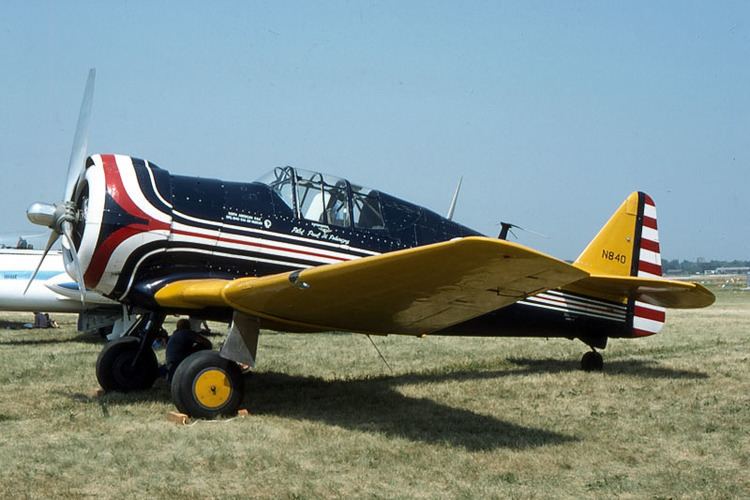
193,368,232,410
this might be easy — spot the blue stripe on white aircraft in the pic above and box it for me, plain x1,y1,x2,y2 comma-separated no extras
0,248,126,335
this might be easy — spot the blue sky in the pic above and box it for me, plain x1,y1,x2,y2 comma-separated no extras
1,1,748,260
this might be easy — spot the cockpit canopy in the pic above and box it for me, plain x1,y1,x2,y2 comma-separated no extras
256,167,385,230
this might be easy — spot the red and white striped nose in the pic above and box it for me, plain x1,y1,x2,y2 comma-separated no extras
76,154,172,297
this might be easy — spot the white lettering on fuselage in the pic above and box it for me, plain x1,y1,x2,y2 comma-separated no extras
225,211,264,226
291,226,350,246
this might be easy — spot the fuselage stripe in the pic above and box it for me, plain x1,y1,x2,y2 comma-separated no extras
169,209,380,257
531,293,627,318
538,290,627,310
118,245,315,300
518,299,627,323
524,297,627,321
544,289,627,310
171,229,355,263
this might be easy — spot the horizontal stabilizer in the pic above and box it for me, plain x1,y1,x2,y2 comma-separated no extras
565,274,715,309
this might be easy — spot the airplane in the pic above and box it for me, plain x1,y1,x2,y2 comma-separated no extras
25,70,714,419
0,244,126,335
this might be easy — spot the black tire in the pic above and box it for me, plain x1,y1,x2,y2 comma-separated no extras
581,351,604,372
96,337,159,391
171,351,244,419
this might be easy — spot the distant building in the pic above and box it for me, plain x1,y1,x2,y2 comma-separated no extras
714,267,750,275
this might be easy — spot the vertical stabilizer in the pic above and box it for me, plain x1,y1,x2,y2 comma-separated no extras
574,192,662,278
574,192,665,337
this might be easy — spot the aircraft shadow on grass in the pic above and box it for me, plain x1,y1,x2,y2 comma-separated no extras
241,371,579,451
0,333,102,346
0,320,38,330
64,369,578,451
505,357,709,380
60,357,706,450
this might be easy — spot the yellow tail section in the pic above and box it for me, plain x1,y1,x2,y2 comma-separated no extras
565,192,713,338
574,192,642,277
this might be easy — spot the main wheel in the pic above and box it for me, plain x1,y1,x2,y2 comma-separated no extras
581,351,604,372
171,351,244,419
96,337,159,391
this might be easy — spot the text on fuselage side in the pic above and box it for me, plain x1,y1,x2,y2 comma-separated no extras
225,211,265,226
291,226,350,246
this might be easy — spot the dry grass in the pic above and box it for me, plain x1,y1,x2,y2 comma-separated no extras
0,292,748,498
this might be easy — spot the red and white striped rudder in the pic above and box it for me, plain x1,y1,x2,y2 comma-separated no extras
635,194,662,278
632,193,665,337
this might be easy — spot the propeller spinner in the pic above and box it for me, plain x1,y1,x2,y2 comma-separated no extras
24,69,96,303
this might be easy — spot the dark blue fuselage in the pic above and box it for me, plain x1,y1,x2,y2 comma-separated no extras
96,159,627,347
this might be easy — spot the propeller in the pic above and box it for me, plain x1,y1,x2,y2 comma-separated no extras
24,68,96,304
446,176,463,221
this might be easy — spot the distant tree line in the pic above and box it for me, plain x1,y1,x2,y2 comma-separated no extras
662,259,750,275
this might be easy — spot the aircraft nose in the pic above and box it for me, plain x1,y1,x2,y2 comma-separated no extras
27,202,57,228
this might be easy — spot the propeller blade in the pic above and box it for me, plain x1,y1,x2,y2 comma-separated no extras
61,221,86,306
64,68,96,202
446,176,463,221
23,231,60,295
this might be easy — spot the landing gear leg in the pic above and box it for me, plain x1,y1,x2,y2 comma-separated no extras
96,312,165,391
581,349,604,372
170,312,258,418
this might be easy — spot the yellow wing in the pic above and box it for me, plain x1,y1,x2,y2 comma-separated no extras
154,236,588,335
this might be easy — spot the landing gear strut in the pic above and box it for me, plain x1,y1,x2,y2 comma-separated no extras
96,312,164,392
580,349,604,372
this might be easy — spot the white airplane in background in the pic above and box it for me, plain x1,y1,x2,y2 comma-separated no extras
0,244,130,337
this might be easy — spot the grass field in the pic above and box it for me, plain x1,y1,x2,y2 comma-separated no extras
0,291,748,498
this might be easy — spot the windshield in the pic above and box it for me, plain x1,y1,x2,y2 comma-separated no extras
256,167,295,213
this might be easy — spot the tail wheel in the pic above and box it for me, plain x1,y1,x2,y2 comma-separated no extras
171,351,244,419
581,350,604,372
96,337,159,391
